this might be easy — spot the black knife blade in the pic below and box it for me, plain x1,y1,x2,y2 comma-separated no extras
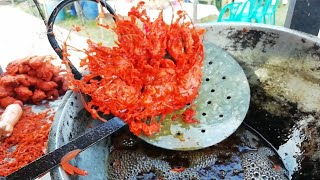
5,117,126,180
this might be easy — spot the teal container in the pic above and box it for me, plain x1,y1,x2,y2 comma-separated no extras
46,0,66,22
81,1,99,20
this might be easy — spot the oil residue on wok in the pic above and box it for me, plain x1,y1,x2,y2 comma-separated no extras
242,55,320,179
106,126,289,180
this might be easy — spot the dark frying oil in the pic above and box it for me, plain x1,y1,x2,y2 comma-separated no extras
106,126,289,180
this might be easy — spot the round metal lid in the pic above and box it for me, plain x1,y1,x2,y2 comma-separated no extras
138,41,251,150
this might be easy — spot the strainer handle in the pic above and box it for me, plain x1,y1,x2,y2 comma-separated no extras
5,117,125,180
45,0,116,80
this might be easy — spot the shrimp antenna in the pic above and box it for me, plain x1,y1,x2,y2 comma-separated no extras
78,92,107,122
46,0,117,80
177,0,195,27
168,0,175,25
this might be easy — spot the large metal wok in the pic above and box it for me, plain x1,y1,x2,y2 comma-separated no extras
48,23,320,180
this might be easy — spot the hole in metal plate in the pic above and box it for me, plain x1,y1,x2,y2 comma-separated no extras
138,41,250,151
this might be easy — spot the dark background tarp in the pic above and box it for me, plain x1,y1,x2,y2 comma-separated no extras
286,0,320,36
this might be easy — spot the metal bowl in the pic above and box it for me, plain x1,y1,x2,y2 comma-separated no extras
48,23,320,179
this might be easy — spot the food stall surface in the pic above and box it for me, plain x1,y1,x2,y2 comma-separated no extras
0,5,83,180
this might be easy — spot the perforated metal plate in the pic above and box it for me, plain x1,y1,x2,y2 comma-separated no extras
138,41,251,150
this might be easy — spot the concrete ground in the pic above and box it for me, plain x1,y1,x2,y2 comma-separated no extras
0,4,87,71
0,5,55,68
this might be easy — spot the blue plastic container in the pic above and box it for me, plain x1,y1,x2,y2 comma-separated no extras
69,4,77,16
81,1,99,20
46,1,66,22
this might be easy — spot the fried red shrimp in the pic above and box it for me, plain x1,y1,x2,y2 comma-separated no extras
66,1,205,136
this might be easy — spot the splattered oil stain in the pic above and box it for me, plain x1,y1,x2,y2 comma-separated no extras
225,30,279,52
306,43,320,59
241,53,320,179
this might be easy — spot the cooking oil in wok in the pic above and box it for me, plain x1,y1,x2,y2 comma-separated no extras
106,126,289,180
